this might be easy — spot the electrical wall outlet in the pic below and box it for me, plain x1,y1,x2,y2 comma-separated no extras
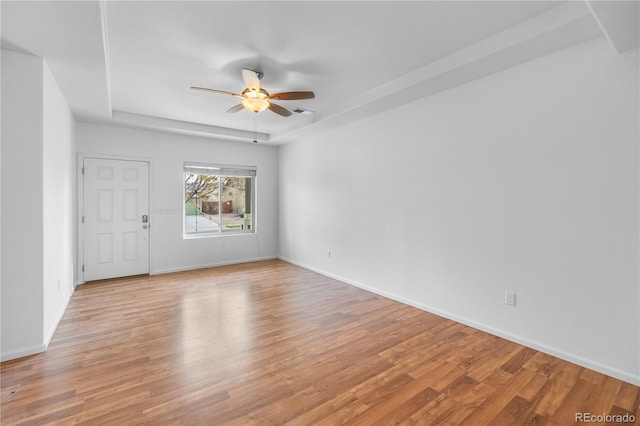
505,291,516,306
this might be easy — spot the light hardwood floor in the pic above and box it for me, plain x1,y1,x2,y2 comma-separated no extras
1,260,638,425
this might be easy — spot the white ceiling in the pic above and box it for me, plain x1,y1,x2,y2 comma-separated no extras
2,1,638,145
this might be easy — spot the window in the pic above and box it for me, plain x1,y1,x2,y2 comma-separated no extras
184,163,256,236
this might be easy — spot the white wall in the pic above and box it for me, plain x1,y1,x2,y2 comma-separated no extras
1,49,76,360
1,50,45,358
279,38,640,385
76,123,279,277
42,62,76,343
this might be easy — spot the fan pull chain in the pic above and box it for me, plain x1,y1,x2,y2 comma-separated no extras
253,113,258,143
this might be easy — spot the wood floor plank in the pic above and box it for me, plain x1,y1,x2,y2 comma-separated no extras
487,395,534,425
517,372,549,402
533,361,583,417
1,260,637,425
461,367,538,424
615,381,640,412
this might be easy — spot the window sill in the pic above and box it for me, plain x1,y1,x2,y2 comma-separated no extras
183,231,256,240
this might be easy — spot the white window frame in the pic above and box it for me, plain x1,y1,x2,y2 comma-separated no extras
183,162,256,238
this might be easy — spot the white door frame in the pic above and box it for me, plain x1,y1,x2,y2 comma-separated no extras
77,153,154,284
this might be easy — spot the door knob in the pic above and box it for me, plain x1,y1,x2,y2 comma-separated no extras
143,225,148,229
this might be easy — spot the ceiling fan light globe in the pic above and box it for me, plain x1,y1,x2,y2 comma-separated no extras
241,88,270,112
242,98,269,113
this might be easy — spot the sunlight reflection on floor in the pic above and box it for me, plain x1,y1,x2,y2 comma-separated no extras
179,287,253,370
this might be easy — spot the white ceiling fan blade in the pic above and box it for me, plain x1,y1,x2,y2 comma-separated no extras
242,68,261,91
226,103,245,113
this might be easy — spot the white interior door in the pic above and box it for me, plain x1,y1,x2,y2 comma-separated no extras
83,158,149,281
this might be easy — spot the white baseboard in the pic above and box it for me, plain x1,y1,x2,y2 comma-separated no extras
73,257,279,283
279,256,640,387
151,256,277,275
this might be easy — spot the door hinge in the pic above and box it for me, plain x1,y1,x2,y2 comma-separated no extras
82,265,85,272
81,167,84,175
82,216,85,223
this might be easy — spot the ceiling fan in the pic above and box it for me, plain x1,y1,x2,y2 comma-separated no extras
191,69,315,117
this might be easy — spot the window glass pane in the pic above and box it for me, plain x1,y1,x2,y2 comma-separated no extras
221,177,253,232
184,173,221,234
